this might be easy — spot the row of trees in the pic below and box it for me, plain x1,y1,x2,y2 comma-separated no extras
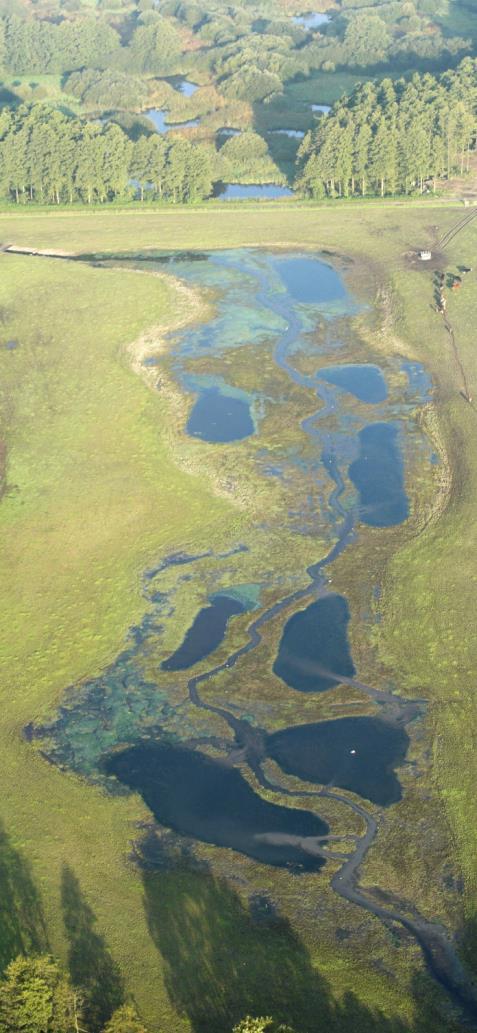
0,106,214,203
0,955,285,1033
297,58,477,197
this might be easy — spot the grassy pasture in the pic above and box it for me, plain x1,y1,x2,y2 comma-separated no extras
0,202,476,1031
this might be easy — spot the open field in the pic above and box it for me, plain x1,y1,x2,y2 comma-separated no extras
0,202,476,1031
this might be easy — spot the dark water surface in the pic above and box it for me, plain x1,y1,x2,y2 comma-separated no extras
186,387,255,442
268,717,409,806
162,594,246,671
106,741,329,871
273,595,355,693
317,364,387,403
349,423,409,527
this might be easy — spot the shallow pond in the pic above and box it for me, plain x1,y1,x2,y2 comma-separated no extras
273,595,355,693
349,423,409,527
186,385,255,442
267,717,409,806
311,104,331,115
317,363,388,403
162,594,246,671
273,255,346,304
105,740,328,871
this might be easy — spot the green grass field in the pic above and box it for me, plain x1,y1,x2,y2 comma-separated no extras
0,202,476,1031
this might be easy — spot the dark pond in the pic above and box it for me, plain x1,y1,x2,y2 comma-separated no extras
161,594,246,671
349,423,409,527
105,740,329,871
145,109,200,133
273,595,355,693
216,184,294,200
186,386,255,443
267,717,409,806
274,256,346,304
317,363,388,403
293,12,330,29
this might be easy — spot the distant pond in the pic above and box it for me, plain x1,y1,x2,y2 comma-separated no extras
215,183,294,200
145,109,200,133
293,11,330,29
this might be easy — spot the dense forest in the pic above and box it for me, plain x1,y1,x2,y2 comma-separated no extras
0,57,475,203
297,58,477,196
0,0,474,202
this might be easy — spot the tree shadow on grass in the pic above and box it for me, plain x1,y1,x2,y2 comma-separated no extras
61,864,124,1032
142,865,415,1033
0,820,48,973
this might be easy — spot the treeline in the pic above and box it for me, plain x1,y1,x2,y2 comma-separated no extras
0,106,214,203
0,954,288,1033
297,58,477,198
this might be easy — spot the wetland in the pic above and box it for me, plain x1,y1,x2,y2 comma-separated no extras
27,243,474,1023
